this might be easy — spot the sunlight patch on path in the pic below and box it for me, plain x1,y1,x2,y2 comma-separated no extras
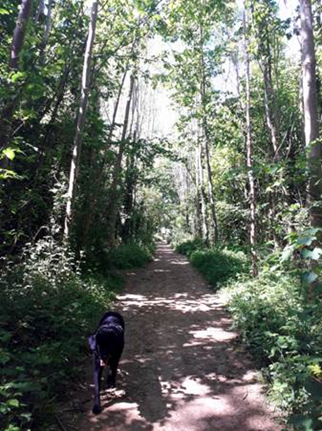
72,244,282,431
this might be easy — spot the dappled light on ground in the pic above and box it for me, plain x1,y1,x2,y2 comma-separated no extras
71,244,281,431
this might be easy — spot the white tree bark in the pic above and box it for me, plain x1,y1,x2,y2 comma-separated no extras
64,0,99,238
243,4,258,276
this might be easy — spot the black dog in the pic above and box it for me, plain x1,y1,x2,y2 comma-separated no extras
88,311,125,414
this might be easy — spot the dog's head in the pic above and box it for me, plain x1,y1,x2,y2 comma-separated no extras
88,328,112,367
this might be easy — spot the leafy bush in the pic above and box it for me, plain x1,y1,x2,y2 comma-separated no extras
175,239,205,257
0,237,124,430
82,242,153,276
102,243,153,271
189,247,249,288
225,271,322,430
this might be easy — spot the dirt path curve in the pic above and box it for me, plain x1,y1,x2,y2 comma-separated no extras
73,243,282,431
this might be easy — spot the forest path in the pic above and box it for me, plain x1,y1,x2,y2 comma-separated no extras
71,243,282,431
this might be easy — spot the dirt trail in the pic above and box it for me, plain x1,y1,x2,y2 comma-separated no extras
72,244,282,431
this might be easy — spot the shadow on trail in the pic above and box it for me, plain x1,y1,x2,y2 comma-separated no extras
75,244,280,431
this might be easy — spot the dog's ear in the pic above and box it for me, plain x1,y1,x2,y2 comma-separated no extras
88,334,97,351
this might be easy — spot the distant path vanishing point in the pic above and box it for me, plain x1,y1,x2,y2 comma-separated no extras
71,243,282,431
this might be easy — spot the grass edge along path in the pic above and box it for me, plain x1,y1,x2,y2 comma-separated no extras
176,240,322,431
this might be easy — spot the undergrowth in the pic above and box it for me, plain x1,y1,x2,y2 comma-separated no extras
0,238,151,430
83,242,153,274
224,270,322,430
177,239,322,430
176,240,249,288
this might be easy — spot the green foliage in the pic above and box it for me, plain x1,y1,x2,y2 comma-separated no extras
190,247,249,288
177,241,249,288
225,271,322,430
175,238,205,256
104,243,153,270
0,238,123,430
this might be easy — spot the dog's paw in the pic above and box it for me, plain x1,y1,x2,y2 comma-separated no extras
92,405,101,415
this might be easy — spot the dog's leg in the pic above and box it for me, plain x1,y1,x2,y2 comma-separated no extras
92,356,103,414
106,353,121,388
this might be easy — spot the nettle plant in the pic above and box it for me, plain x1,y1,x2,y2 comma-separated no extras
282,228,322,292
22,236,80,288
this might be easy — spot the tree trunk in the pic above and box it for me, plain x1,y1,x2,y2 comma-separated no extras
243,5,258,276
300,0,322,299
199,22,219,244
64,0,98,239
39,0,53,57
198,141,209,245
300,0,322,227
195,146,203,238
9,0,33,70
81,68,128,247
263,54,281,248
105,74,135,248
0,0,33,152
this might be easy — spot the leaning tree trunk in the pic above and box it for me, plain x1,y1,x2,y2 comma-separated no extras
243,4,258,277
64,0,98,239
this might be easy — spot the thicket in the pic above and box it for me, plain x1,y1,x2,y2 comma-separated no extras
0,239,151,430
177,239,322,430
176,240,249,288
227,270,322,431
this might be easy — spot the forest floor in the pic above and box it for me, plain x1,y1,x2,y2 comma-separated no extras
63,243,283,431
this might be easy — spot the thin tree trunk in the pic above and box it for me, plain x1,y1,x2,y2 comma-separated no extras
105,75,135,248
198,140,209,245
199,22,219,244
263,56,281,248
243,5,258,276
204,137,219,243
195,146,203,238
39,0,53,57
81,68,128,247
64,0,98,239
35,0,44,23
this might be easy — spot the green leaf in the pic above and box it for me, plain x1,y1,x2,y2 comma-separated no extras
0,8,9,15
3,148,15,161
10,71,26,83
7,399,20,407
297,236,313,246
302,249,313,259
